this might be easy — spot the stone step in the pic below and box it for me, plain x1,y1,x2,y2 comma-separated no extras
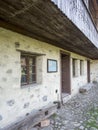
62,94,71,104
79,83,95,93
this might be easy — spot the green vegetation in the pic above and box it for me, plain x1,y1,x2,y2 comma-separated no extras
51,113,58,118
84,107,98,129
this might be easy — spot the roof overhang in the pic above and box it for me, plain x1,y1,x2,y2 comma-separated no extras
0,0,98,59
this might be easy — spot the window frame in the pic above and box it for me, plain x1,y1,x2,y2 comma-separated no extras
80,60,84,76
21,54,36,86
72,58,78,77
47,59,58,73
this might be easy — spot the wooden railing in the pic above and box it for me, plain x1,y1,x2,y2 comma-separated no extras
51,0,98,48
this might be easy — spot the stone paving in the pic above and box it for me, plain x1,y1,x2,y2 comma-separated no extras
39,83,98,130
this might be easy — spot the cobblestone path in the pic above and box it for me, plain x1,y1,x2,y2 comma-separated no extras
40,83,98,130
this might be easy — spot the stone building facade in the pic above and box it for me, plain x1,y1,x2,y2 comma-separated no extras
0,0,98,129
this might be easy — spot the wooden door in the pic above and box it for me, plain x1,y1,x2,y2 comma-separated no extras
61,53,71,94
87,60,90,83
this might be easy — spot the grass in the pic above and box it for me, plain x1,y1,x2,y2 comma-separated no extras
84,107,98,128
51,113,58,118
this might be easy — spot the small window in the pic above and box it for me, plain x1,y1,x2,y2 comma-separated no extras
21,55,36,85
72,59,78,77
80,60,84,76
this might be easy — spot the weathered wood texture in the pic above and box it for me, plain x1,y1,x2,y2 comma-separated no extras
89,0,98,30
1,104,57,130
0,0,98,59
51,0,98,48
83,0,89,9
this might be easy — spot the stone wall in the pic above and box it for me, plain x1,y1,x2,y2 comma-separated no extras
71,53,88,95
0,27,89,128
0,27,61,128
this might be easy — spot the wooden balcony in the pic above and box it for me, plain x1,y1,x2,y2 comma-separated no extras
0,0,98,59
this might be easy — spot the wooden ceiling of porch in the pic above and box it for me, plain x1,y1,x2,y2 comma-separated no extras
0,0,98,59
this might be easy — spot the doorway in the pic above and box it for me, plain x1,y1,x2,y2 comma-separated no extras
61,52,71,97
87,60,90,83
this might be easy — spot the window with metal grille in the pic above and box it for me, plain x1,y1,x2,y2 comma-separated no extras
21,55,36,85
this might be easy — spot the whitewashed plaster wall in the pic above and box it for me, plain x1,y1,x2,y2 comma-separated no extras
70,53,88,95
0,27,89,128
0,27,61,128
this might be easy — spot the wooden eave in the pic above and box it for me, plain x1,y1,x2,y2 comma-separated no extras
0,0,98,59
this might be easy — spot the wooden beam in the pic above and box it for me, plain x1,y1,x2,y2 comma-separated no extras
1,104,57,130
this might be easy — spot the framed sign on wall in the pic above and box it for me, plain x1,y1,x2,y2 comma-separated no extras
47,59,57,72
